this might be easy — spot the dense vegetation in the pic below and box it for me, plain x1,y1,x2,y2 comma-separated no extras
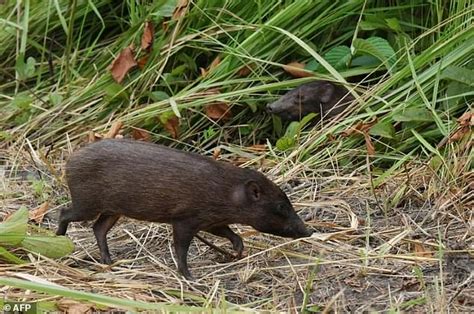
1,0,472,312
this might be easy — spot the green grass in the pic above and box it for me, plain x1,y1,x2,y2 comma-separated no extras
0,0,473,311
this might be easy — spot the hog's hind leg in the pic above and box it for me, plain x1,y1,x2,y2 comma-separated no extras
92,214,120,265
56,205,99,236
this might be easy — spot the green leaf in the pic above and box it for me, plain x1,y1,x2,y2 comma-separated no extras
104,83,129,101
369,121,395,138
272,115,283,137
299,113,318,129
440,65,474,86
305,59,319,71
21,235,75,259
385,18,402,32
169,97,181,118
49,92,63,106
0,246,27,264
353,37,396,70
15,56,36,80
284,121,301,138
12,93,33,110
0,207,28,246
444,81,473,108
351,55,381,67
393,107,433,122
159,110,177,124
152,0,178,17
276,136,296,151
149,91,169,102
324,45,351,70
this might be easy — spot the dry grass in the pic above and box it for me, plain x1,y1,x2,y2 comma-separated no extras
1,142,472,312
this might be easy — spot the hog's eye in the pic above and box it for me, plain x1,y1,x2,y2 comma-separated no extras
275,204,289,218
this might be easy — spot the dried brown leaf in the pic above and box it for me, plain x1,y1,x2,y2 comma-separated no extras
29,202,48,223
105,121,123,139
141,21,154,50
237,63,255,77
88,131,102,143
283,62,313,78
212,147,221,160
163,116,180,139
201,56,221,77
172,0,189,20
414,242,433,257
364,132,375,156
448,126,471,143
205,102,232,121
110,46,137,83
457,111,473,126
57,300,93,314
137,55,149,70
131,128,151,141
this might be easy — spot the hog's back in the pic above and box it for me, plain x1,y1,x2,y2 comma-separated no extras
66,139,236,222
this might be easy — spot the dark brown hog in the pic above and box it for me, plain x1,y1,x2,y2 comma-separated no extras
266,80,354,121
57,139,312,279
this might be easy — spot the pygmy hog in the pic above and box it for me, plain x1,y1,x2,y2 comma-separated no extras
266,81,354,121
56,139,312,279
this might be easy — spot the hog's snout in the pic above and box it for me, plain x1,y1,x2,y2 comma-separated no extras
266,102,278,113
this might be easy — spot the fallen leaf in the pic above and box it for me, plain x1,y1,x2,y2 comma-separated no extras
205,102,232,121
137,55,149,70
131,128,151,141
201,56,221,77
448,126,471,143
172,0,189,20
364,132,375,156
141,21,154,50
237,63,254,77
162,116,180,139
413,242,433,257
57,300,94,314
105,121,123,138
283,61,313,78
110,46,137,83
341,119,377,137
29,202,48,223
212,147,221,160
457,111,473,126
88,131,102,143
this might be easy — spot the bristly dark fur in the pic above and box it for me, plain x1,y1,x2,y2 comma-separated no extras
266,81,354,121
56,139,312,279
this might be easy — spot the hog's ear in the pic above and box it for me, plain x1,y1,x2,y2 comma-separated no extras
319,83,335,103
245,180,261,201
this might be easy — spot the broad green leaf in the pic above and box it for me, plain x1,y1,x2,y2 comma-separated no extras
284,121,301,138
351,55,380,67
272,115,283,137
0,247,27,264
151,0,178,17
445,81,473,107
276,136,296,151
0,207,28,246
440,66,474,86
353,37,396,70
21,235,75,259
305,59,319,71
393,107,433,122
385,18,402,32
149,91,169,102
12,93,33,110
299,113,318,129
104,83,128,101
369,121,395,139
15,56,36,80
49,92,63,106
324,46,351,70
